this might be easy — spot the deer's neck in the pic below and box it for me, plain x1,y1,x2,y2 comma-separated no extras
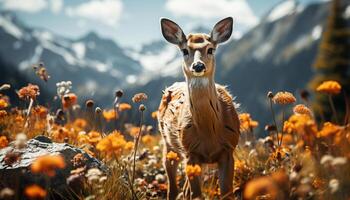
186,77,221,131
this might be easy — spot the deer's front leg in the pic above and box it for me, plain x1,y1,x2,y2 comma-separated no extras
163,148,180,200
218,151,235,200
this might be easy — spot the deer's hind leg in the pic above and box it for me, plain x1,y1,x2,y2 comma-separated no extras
163,145,180,200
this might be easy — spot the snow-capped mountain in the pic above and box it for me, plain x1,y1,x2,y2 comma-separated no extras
0,11,142,105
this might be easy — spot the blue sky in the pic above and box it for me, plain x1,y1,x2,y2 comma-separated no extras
0,0,323,48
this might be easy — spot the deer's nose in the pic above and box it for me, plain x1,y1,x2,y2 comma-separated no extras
192,62,206,73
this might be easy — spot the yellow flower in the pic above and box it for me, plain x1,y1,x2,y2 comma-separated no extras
87,131,102,144
316,80,341,95
25,185,47,200
318,122,341,138
239,113,259,132
185,164,201,180
31,155,66,177
151,111,158,119
118,103,132,112
141,135,154,145
129,127,140,137
73,118,87,129
0,99,8,109
103,109,117,122
96,131,127,158
283,121,294,134
272,92,296,105
0,136,9,148
51,127,70,142
33,106,48,119
293,104,312,116
77,133,90,144
166,151,180,161
244,176,278,200
124,141,134,151
286,114,316,136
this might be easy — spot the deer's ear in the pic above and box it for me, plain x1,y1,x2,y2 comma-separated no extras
210,17,233,44
160,18,186,45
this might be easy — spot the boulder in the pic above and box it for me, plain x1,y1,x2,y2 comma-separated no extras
0,136,107,199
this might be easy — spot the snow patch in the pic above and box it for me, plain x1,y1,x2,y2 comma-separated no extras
19,46,43,70
267,0,296,22
345,5,350,19
72,42,86,59
253,42,273,60
0,15,23,39
312,25,322,40
126,75,137,84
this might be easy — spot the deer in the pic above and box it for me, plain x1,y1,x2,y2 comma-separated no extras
157,17,240,200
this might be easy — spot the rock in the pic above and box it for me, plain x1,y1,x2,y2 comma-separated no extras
0,136,107,199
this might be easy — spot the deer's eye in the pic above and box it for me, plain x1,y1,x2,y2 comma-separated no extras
207,48,215,55
182,49,189,56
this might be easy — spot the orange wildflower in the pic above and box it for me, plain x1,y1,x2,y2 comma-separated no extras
283,121,294,134
62,93,77,110
0,110,7,117
0,99,8,109
141,134,154,145
33,106,48,119
185,164,201,180
73,118,87,129
272,92,296,105
166,151,180,161
118,103,132,112
124,141,134,151
96,131,126,158
87,131,102,144
25,185,47,200
0,136,9,149
17,84,40,100
31,155,66,177
244,176,278,200
293,104,312,116
129,127,140,137
316,80,341,95
103,109,117,122
318,122,341,138
52,127,70,142
151,111,158,119
239,113,259,132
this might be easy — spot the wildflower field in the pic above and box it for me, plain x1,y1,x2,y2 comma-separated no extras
0,76,349,200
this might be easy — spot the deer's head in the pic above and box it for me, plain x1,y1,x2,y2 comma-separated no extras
160,17,233,79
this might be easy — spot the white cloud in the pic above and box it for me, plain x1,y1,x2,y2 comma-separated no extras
66,0,123,26
49,0,63,13
165,0,258,27
1,0,48,13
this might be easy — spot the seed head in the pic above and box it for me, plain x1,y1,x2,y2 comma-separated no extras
85,99,94,108
115,90,124,98
267,91,274,98
132,93,148,103
139,104,146,112
95,107,102,114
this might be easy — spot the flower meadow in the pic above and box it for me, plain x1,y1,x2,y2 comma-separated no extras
0,77,349,200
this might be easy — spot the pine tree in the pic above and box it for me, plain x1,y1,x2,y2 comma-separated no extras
309,0,350,123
